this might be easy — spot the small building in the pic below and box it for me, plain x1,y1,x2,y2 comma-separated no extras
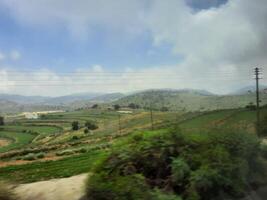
23,112,39,119
117,110,133,114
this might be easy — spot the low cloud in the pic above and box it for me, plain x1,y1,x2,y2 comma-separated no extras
10,50,21,61
0,0,266,95
0,52,6,61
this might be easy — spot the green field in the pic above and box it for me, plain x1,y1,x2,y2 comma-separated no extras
0,131,35,153
0,107,263,184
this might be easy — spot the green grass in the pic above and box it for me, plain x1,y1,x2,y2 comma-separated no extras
0,150,108,183
0,131,35,153
2,125,62,135
0,108,263,184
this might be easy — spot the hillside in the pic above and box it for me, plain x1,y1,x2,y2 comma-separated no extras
114,89,267,111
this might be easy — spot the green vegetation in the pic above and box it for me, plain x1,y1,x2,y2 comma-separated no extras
72,121,79,130
1,106,267,200
85,121,98,130
0,131,35,153
115,90,267,111
85,128,267,200
0,151,107,183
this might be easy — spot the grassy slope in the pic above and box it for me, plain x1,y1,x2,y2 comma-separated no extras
0,131,35,153
115,90,267,111
0,108,260,183
0,151,107,183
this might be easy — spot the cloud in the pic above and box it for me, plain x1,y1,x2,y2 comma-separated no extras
0,0,148,39
10,50,21,60
0,0,266,95
144,0,267,89
0,52,6,61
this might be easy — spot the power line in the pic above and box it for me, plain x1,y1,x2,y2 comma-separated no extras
255,67,262,136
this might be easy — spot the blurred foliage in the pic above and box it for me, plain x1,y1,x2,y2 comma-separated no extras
85,127,267,200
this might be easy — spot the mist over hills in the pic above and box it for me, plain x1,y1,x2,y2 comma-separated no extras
0,87,266,113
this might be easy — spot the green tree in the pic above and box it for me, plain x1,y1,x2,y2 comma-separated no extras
259,113,267,137
91,104,98,109
113,104,120,110
85,121,98,130
72,121,79,130
0,116,4,126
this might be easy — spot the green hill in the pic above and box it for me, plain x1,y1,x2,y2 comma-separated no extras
113,89,267,111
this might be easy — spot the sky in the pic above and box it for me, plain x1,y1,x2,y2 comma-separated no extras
0,0,266,96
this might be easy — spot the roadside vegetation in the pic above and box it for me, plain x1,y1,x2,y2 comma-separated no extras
85,127,267,200
0,106,267,200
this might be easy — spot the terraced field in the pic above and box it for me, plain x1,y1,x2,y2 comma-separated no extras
0,131,35,153
0,107,262,184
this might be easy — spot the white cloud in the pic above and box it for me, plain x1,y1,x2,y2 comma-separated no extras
10,50,21,60
144,0,267,89
0,0,266,95
0,0,147,39
0,52,6,61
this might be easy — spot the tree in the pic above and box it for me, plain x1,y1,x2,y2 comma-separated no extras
91,104,98,109
128,103,140,109
113,104,120,110
246,102,256,110
259,113,267,137
72,121,79,130
0,116,4,126
85,121,98,130
161,107,169,112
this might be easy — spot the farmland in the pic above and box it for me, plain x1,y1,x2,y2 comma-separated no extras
0,106,264,184
0,109,182,166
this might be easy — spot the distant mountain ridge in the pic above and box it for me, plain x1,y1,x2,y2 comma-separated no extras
232,85,267,95
1,88,267,113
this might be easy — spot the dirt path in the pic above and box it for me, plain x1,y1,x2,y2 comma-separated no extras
0,138,11,147
15,174,88,200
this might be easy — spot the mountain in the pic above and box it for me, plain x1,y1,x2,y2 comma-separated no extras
0,94,50,105
62,93,125,109
113,89,267,111
232,85,267,95
89,93,125,102
43,92,104,105
0,92,124,112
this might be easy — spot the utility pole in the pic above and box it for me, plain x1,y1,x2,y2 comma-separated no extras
118,114,121,134
255,67,262,135
150,102,154,130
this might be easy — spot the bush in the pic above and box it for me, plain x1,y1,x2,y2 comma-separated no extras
56,150,75,156
86,173,154,200
36,152,45,159
85,121,98,130
84,128,89,134
72,121,79,130
72,135,79,140
85,128,266,200
23,153,36,161
258,113,267,137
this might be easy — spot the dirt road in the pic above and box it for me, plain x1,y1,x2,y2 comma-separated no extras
15,174,88,200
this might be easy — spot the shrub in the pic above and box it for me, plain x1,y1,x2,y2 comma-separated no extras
84,128,89,134
72,135,79,140
79,148,87,153
85,121,98,130
56,150,75,156
36,152,45,159
86,173,154,200
258,113,267,137
260,144,267,159
23,153,36,161
85,128,266,200
171,158,190,184
72,121,79,130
